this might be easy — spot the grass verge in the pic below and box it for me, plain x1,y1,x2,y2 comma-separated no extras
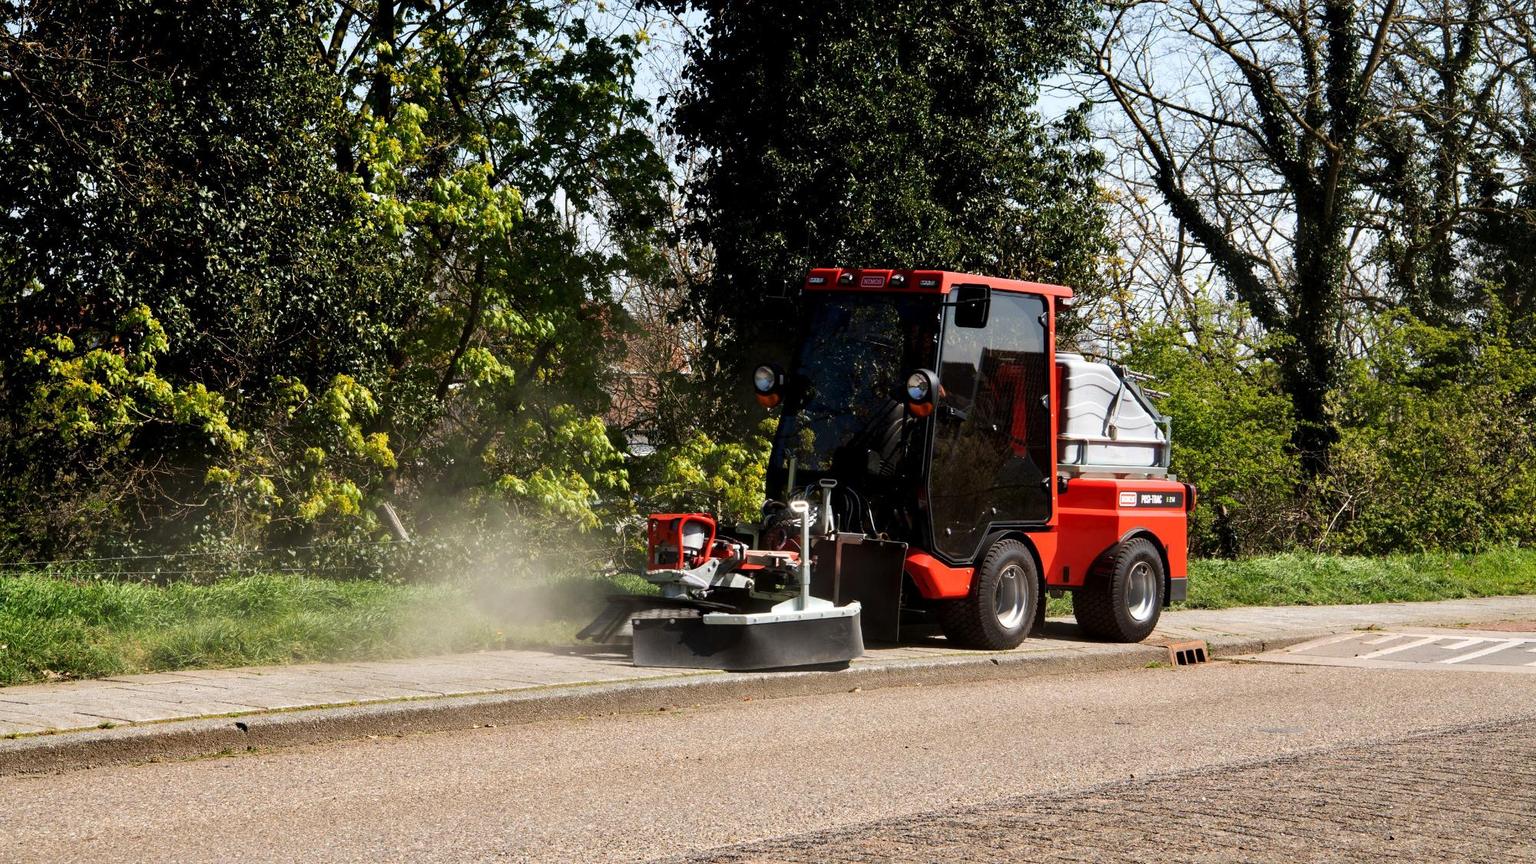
1181,546,1536,608
1042,547,1536,616
0,570,650,687
3,547,1533,687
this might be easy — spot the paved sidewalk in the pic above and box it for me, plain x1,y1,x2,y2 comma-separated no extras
4,594,1534,741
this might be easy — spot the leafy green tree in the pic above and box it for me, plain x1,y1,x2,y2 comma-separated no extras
632,421,774,525
1,1,676,558
323,1,671,537
1118,292,1536,557
2,307,245,553
1122,301,1300,557
0,0,405,399
1365,2,1490,327
1097,0,1408,478
1469,179,1536,335
1098,0,1536,480
202,374,403,549
0,0,407,554
1362,0,1536,337
654,0,1110,427
1462,0,1536,337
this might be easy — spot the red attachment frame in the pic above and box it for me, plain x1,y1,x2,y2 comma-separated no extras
647,513,718,571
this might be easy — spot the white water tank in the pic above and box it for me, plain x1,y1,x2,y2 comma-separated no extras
1056,353,1168,472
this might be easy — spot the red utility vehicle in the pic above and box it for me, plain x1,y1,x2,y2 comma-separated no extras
580,268,1192,669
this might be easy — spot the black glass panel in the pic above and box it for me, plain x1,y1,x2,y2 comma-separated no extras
929,291,1052,559
771,293,941,477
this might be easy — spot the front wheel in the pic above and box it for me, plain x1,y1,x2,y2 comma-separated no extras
1072,537,1165,642
939,539,1039,650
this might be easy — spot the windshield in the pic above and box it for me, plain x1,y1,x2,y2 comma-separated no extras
771,293,941,476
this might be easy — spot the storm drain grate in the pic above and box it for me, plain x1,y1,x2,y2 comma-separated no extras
1165,640,1210,666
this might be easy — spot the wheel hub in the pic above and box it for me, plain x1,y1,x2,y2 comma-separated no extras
994,563,1028,630
1125,561,1158,623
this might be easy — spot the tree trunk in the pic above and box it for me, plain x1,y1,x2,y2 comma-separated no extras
1286,197,1347,478
370,0,395,122
1283,351,1339,479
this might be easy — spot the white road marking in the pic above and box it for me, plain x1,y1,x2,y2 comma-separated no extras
1442,640,1532,664
1335,632,1384,646
1250,628,1536,674
1289,632,1383,653
1357,636,1445,660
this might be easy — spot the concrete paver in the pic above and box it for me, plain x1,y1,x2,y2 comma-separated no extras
2,594,1536,740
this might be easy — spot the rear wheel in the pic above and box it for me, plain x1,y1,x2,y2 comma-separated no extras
1073,537,1164,642
939,539,1038,650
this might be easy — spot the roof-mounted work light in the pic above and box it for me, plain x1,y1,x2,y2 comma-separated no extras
904,368,938,418
753,363,785,408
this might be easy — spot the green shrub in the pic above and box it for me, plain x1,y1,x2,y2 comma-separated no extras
1118,299,1536,557
1122,300,1301,556
1326,308,1536,553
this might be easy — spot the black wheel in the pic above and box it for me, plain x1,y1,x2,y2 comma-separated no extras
939,539,1039,650
1072,537,1164,642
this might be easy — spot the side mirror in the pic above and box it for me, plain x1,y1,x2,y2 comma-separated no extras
952,284,990,328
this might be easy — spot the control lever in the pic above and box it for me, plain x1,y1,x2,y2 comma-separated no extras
818,478,838,536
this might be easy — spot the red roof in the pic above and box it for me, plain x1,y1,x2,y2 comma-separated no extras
802,268,1073,299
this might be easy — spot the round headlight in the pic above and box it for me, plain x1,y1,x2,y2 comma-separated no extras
753,365,778,394
906,372,931,402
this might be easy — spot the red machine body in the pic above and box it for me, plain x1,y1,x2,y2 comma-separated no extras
902,476,1191,598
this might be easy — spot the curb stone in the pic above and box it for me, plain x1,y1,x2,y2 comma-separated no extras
0,632,1322,776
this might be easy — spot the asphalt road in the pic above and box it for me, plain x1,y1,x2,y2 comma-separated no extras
3,660,1535,863
691,716,1536,863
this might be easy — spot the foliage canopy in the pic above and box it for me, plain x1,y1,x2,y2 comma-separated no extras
656,0,1111,410
0,0,1531,571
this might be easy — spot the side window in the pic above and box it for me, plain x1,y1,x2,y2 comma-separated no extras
928,292,1052,559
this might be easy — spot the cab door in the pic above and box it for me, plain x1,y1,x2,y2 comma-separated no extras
927,290,1053,561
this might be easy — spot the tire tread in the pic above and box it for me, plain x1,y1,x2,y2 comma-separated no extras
938,539,1037,650
1072,537,1162,642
